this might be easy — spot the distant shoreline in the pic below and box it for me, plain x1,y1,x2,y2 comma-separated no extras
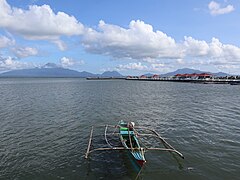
86,77,240,85
125,78,240,84
86,77,125,80
0,76,86,78
1,76,240,85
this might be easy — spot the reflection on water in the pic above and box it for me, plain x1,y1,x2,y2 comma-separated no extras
0,78,239,180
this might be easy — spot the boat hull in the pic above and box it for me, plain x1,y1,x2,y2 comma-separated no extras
121,139,146,168
136,159,145,167
119,121,146,168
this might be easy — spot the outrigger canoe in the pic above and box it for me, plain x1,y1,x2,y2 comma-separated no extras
118,120,146,167
85,121,184,170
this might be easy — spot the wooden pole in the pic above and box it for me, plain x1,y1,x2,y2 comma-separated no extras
87,146,182,153
105,125,113,148
85,126,94,159
150,129,174,148
133,127,184,159
151,129,184,158
134,127,174,149
97,124,119,128
137,133,158,137
89,147,129,154
146,148,183,156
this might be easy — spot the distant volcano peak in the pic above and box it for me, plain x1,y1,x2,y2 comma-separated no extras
41,63,61,69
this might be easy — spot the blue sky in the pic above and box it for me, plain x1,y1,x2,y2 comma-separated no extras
0,0,240,75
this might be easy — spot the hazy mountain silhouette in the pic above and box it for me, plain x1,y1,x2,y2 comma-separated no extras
0,65,230,78
0,63,123,78
160,68,231,77
100,71,123,77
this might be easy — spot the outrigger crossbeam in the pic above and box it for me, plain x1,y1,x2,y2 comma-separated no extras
133,126,184,159
84,123,184,159
87,147,183,156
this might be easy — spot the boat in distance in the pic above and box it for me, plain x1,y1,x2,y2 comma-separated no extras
229,81,240,85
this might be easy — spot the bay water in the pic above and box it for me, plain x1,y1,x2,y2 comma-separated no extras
0,78,239,179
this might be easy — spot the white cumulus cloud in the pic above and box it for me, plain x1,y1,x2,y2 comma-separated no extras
183,36,209,56
12,46,38,58
82,20,240,73
113,35,240,73
208,1,234,15
115,61,167,72
0,0,85,49
0,35,15,48
52,39,67,51
0,56,33,71
60,57,84,67
83,20,182,60
116,62,148,71
181,36,240,61
116,62,168,73
150,63,166,72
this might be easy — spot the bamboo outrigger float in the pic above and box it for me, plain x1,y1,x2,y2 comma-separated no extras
85,120,184,169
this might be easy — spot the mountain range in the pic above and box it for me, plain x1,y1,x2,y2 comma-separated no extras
0,63,232,78
160,68,230,77
0,63,124,78
143,68,231,77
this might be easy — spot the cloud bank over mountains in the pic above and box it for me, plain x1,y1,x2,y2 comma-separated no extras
0,0,239,73
83,20,240,61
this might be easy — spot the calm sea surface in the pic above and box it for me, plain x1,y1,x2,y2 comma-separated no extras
0,78,239,180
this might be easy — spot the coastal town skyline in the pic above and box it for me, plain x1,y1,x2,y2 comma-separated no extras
0,0,240,75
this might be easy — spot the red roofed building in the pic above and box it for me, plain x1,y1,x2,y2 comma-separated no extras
198,73,212,79
152,74,160,79
140,75,147,79
174,73,213,79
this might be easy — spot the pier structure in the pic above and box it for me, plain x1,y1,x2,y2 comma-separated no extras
125,73,240,84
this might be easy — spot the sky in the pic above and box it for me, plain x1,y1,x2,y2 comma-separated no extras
0,0,240,75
